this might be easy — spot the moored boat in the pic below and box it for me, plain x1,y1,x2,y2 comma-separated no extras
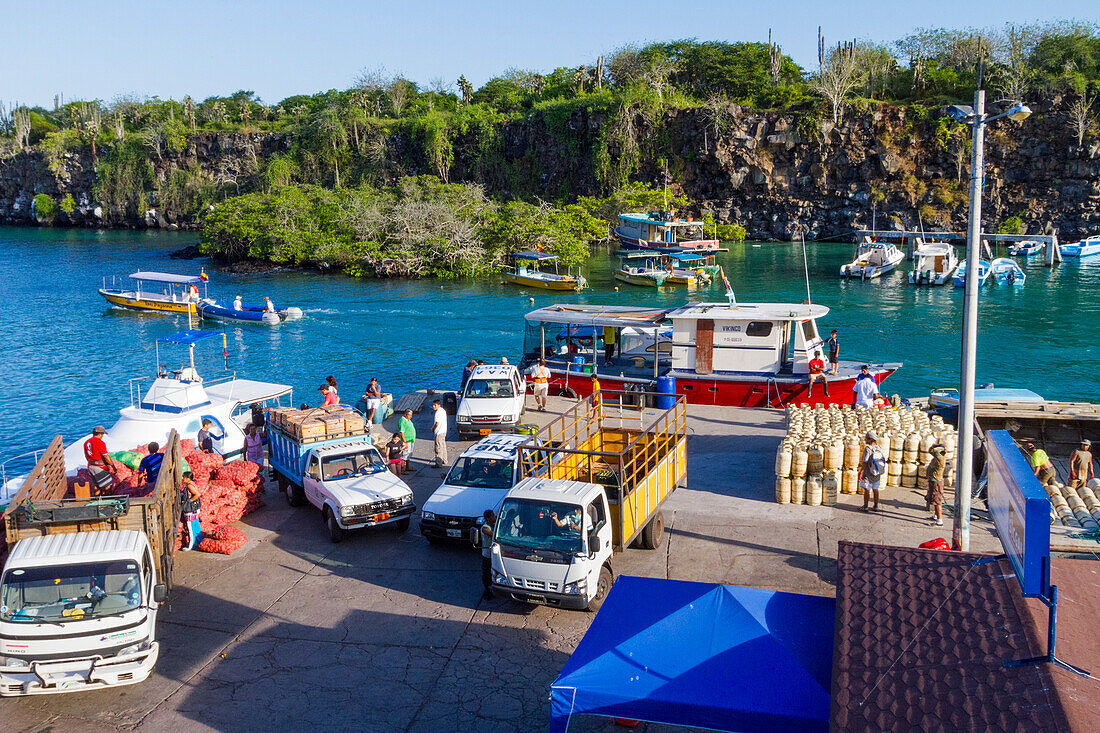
521,299,900,408
614,251,668,287
198,297,304,324
952,259,991,288
1061,235,1100,258
659,251,722,285
840,242,905,279
1006,240,1044,257
504,251,586,291
99,271,208,314
989,257,1026,285
908,242,959,286
614,212,720,252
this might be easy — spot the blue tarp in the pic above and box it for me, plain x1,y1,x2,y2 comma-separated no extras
549,576,835,733
514,251,559,261
157,330,223,345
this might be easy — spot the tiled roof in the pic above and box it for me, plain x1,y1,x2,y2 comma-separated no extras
832,541,1099,732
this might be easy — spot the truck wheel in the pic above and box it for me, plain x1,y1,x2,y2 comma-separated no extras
286,482,305,508
587,566,613,613
394,517,411,533
325,508,343,543
640,511,665,550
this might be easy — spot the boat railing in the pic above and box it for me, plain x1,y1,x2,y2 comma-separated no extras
1,448,47,496
129,371,238,409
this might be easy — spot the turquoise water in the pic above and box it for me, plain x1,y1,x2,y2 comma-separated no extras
1,226,1097,461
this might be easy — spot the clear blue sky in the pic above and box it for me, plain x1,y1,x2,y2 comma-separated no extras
4,0,1096,108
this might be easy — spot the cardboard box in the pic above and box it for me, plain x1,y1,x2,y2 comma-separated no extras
297,418,326,440
343,414,366,433
322,415,346,436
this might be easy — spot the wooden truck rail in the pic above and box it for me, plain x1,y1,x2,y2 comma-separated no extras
2,431,184,593
518,390,687,550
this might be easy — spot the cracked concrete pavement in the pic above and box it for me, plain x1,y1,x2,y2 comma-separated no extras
1,398,1003,731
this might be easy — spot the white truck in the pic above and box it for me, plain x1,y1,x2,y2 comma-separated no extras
489,390,686,611
268,407,415,543
0,433,182,696
456,364,527,440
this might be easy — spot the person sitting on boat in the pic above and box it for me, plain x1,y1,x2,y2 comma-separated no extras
853,366,880,409
362,377,382,422
264,296,275,313
233,295,243,311
807,351,829,399
320,385,339,407
188,284,200,302
83,425,118,491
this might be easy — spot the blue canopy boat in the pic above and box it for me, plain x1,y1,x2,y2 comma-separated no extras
1061,235,1100,258
989,257,1026,285
952,259,991,288
197,297,304,325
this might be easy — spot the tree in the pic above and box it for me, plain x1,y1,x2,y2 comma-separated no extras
853,42,898,99
457,75,474,104
812,33,861,123
183,95,196,132
385,78,416,116
292,105,306,125
1070,92,1093,145
314,107,347,187
77,101,101,156
14,108,31,150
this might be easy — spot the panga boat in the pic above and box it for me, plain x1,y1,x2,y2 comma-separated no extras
953,259,991,288
198,297,304,325
1007,240,1045,257
520,295,901,408
99,271,208,314
909,242,959,286
614,251,668,287
659,251,722,285
840,241,905,279
1061,236,1100,258
989,257,1026,285
614,212,720,252
505,251,586,291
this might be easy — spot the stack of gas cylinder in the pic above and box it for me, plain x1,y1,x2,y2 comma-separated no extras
774,403,959,505
1045,478,1100,530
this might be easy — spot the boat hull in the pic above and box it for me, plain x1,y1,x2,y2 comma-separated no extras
99,289,197,314
505,273,579,291
1062,242,1100,257
909,271,954,286
542,365,900,408
840,263,896,279
614,269,666,287
614,228,720,253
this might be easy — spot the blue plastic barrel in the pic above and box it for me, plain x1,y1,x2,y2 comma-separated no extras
655,375,676,410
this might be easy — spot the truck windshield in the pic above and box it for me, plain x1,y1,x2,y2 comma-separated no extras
465,379,514,398
0,560,142,623
495,498,583,554
321,450,387,480
445,457,514,489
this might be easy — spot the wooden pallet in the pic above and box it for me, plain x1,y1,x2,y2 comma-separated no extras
394,391,430,414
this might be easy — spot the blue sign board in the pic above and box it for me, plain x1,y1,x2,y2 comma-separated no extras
985,430,1051,598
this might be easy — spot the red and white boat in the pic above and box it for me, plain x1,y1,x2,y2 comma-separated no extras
521,300,900,408
614,213,720,252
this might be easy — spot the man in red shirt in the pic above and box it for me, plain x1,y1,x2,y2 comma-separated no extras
83,425,117,490
807,350,830,399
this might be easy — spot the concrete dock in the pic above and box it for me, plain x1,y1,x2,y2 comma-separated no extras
2,398,1006,732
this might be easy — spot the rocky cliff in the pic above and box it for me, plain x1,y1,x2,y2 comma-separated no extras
2,97,1098,240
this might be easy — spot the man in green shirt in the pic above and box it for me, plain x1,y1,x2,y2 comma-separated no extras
398,409,416,474
1025,441,1056,486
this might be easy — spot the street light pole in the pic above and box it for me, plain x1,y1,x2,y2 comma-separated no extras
953,89,985,552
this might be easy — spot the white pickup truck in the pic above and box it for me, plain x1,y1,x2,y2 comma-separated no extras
456,364,527,440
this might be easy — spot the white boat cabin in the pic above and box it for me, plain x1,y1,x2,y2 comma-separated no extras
667,303,829,376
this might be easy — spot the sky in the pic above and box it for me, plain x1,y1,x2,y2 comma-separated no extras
3,0,1096,108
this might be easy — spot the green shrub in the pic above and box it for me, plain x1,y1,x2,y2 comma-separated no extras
33,193,58,223
59,193,76,214
996,215,1026,235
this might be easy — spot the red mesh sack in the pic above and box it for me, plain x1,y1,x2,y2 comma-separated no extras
180,439,195,453
198,525,248,555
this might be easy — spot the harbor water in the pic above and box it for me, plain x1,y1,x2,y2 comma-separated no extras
1,226,1097,462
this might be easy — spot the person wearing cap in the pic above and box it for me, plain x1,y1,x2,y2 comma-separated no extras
232,295,243,311
196,418,221,453
263,296,275,313
1024,441,1056,486
320,385,338,406
807,350,829,399
361,377,382,423
852,365,879,409
83,426,117,491
1069,439,1094,489
858,431,886,513
924,443,946,526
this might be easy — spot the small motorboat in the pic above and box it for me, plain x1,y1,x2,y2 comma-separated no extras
99,271,208,314
840,242,905,279
198,297,303,325
505,252,586,291
1006,240,1045,257
909,242,958,286
658,251,721,285
989,257,1026,285
614,251,668,287
952,259,991,288
1061,235,1100,258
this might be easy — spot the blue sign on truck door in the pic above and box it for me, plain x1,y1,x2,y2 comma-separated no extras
985,430,1051,598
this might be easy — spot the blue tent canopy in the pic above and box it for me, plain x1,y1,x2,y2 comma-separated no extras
514,251,559,261
665,252,706,262
129,271,205,284
157,330,223,345
549,576,835,733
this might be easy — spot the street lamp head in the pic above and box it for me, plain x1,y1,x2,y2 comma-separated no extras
946,104,976,123
1006,102,1032,122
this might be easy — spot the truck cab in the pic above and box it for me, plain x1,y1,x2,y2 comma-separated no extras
456,364,527,439
296,441,415,543
0,530,167,696
490,478,614,611
420,434,533,543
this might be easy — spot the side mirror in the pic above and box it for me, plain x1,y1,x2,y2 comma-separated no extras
469,527,481,547
152,584,168,604
588,531,600,554
308,468,320,480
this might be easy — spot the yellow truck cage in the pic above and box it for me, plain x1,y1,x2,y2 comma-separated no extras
517,390,686,551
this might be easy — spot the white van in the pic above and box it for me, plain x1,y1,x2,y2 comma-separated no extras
420,434,530,543
456,364,527,440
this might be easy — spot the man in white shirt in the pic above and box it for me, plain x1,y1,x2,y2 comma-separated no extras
432,399,448,468
853,365,880,408
232,295,243,311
